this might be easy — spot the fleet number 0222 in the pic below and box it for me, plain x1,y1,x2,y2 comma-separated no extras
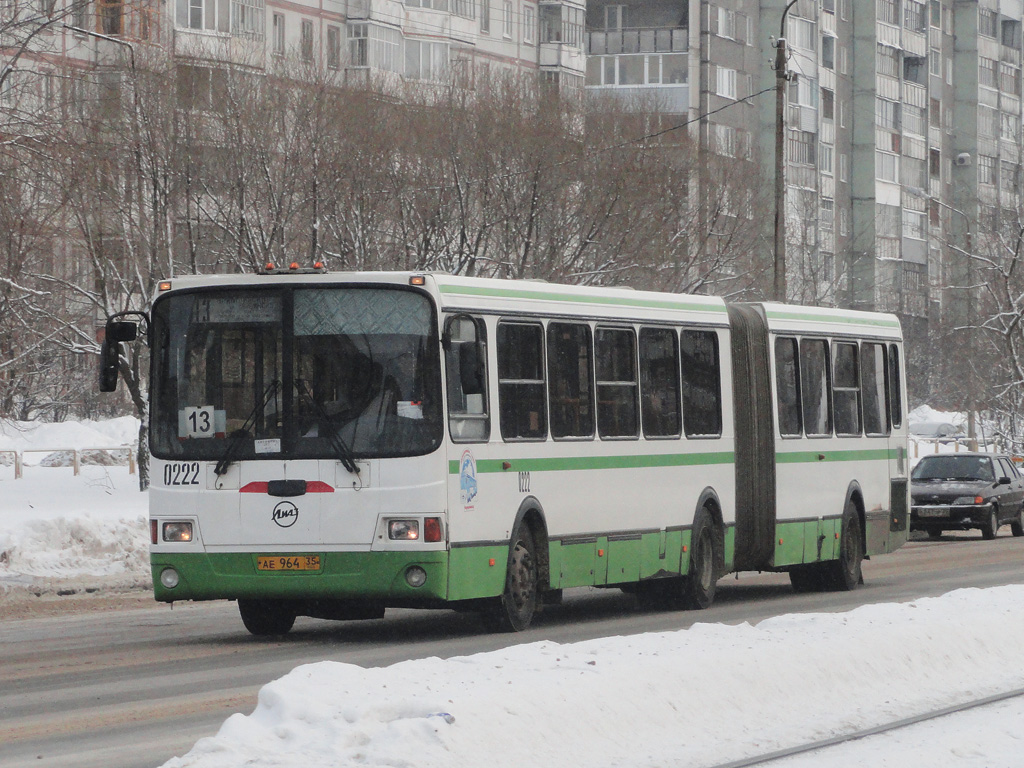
164,462,201,486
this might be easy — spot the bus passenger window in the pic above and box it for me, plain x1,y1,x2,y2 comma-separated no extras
861,342,889,435
547,323,594,439
832,342,862,436
888,344,903,428
595,327,638,439
640,328,681,438
774,337,801,437
498,322,547,440
445,316,490,442
681,330,722,437
800,338,831,436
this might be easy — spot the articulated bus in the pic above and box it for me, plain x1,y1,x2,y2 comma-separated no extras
99,269,909,635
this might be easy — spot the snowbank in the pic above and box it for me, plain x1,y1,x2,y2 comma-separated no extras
162,586,1024,768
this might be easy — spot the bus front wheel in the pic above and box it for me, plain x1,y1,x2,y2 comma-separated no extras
483,525,538,632
238,598,297,636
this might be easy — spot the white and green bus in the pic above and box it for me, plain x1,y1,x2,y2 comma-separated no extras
99,269,909,635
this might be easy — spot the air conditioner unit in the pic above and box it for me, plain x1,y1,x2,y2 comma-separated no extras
955,153,972,166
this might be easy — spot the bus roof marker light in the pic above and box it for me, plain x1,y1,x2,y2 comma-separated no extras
409,275,426,286
158,281,172,292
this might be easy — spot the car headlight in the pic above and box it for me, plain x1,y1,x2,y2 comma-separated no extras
953,496,986,505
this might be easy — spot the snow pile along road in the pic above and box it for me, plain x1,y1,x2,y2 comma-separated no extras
163,586,1024,768
0,418,149,591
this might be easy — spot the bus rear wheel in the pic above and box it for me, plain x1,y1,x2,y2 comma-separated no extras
679,509,717,610
238,598,297,636
483,525,538,632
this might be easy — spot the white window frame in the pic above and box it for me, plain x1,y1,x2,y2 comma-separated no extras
716,65,737,99
272,12,285,55
523,4,535,44
503,0,513,38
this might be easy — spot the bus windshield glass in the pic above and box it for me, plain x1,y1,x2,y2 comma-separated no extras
150,286,442,461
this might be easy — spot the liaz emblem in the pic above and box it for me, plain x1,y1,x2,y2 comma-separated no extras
272,501,299,528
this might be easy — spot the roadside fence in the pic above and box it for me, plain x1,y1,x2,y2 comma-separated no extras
0,446,137,479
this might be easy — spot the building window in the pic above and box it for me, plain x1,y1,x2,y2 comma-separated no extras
176,0,229,32
903,209,925,240
327,25,341,69
904,0,925,31
876,98,900,130
877,44,900,77
903,55,926,84
348,23,367,66
822,35,835,69
716,65,736,98
231,0,265,38
980,57,998,88
717,7,735,39
1002,19,1021,49
272,13,285,55
523,4,534,43
480,0,490,32
839,153,849,182
878,0,899,25
788,131,817,165
604,4,626,30
406,38,449,81
876,151,899,183
979,7,998,38
503,0,513,37
978,155,997,186
301,19,314,61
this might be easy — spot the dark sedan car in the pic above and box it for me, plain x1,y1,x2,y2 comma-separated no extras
911,452,1024,539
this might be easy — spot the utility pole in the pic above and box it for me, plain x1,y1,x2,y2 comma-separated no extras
772,0,799,303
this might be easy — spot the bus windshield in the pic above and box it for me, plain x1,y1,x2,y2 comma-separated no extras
150,285,442,461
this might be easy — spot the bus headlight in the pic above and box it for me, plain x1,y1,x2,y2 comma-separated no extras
159,568,180,589
388,520,419,540
163,522,193,542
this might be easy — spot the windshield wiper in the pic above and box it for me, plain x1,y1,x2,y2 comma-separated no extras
297,379,361,475
214,380,280,477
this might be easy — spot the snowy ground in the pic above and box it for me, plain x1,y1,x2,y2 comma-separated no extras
3,414,1024,768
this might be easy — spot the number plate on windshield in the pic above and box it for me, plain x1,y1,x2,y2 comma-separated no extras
256,555,321,571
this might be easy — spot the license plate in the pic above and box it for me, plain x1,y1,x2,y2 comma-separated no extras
917,507,950,518
256,555,321,571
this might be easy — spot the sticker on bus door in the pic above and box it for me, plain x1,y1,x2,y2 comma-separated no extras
460,450,478,508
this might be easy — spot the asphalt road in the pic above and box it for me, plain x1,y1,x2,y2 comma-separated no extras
3,532,1024,768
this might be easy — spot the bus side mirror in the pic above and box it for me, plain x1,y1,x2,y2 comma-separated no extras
98,319,138,392
99,337,121,392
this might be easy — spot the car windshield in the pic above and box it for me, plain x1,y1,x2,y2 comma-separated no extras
911,456,994,482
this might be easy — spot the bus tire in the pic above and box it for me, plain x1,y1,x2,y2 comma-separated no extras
826,501,863,591
680,509,717,610
238,599,297,636
789,566,825,593
483,524,538,632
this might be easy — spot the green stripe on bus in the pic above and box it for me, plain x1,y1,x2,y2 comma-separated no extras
764,309,901,328
449,451,735,474
775,448,897,463
437,283,727,314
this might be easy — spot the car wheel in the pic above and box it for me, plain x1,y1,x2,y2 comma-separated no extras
679,508,718,610
982,507,999,540
1012,508,1024,537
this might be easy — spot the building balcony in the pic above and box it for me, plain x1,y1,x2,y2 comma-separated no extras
586,26,687,56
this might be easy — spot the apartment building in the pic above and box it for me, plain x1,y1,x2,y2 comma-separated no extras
4,0,586,97
584,0,1024,395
